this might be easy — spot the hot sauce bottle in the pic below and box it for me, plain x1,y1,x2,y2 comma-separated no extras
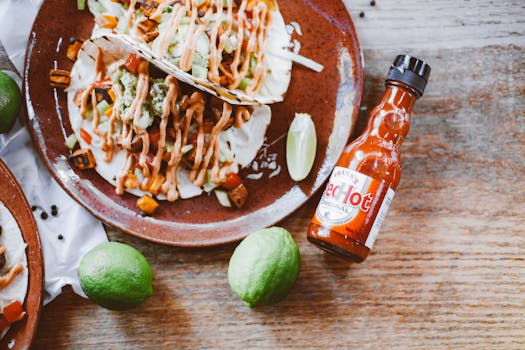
307,55,431,263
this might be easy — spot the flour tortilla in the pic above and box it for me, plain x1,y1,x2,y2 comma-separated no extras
88,0,292,105
0,201,28,312
67,36,271,200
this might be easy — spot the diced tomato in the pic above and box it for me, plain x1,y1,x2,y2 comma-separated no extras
124,54,141,75
222,172,242,191
3,301,24,324
80,128,92,145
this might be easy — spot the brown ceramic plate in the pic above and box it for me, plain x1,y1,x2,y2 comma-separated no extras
24,0,363,246
0,160,44,350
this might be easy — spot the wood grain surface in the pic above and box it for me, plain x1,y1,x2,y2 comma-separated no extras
1,0,524,348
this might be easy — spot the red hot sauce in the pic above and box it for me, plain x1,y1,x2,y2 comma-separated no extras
307,55,431,263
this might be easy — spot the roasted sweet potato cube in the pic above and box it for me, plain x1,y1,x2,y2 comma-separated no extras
49,69,71,88
139,0,159,17
69,148,97,170
137,195,159,215
137,19,158,33
67,39,83,61
144,31,159,42
148,174,165,196
124,173,139,189
228,184,248,209
96,15,118,29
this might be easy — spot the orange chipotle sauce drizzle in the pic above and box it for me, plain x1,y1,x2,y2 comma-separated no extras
78,50,254,201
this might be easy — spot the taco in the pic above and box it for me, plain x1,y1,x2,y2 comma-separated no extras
66,36,271,210
0,201,28,339
86,0,312,105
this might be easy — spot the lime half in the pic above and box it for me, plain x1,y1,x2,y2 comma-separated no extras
286,113,316,181
228,227,300,308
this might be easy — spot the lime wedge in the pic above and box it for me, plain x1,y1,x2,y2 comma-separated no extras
286,113,316,181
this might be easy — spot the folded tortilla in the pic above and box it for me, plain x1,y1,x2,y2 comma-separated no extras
0,201,28,338
67,36,271,201
88,0,292,105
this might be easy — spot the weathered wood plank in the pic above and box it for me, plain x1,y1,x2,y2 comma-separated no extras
0,0,523,349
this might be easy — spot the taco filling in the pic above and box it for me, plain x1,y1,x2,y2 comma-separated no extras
67,37,271,211
0,201,28,339
87,0,318,104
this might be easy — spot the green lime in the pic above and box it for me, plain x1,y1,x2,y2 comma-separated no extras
78,242,153,311
0,71,21,133
228,227,300,308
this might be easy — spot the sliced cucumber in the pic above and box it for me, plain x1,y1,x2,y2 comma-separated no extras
65,134,78,150
192,64,208,80
96,100,111,116
181,144,194,154
238,77,252,91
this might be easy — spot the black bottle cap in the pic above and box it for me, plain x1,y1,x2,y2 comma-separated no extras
386,55,431,96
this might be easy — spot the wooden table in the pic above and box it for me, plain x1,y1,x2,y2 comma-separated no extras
1,0,524,348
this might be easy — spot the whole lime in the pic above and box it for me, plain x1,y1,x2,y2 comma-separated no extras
0,71,21,133
78,242,153,311
228,227,300,308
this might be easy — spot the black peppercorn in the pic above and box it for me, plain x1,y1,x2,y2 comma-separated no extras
58,234,64,240
359,11,365,18
41,212,48,220
370,0,376,6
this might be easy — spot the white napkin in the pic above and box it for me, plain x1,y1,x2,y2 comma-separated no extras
0,0,108,304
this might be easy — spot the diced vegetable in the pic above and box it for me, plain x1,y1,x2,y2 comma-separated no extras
69,148,97,169
249,53,257,73
238,77,252,91
49,69,71,88
67,39,83,61
144,31,159,42
108,88,116,102
77,0,86,10
97,15,119,29
104,106,113,117
148,174,165,195
222,172,242,191
224,35,238,54
137,194,159,215
3,301,25,324
137,19,157,34
228,184,248,209
214,190,232,207
96,100,111,116
192,64,208,79
124,54,141,75
124,173,138,189
79,128,93,145
181,144,193,154
139,0,159,17
65,134,78,150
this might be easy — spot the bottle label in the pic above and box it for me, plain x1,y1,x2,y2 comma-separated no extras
312,167,395,249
